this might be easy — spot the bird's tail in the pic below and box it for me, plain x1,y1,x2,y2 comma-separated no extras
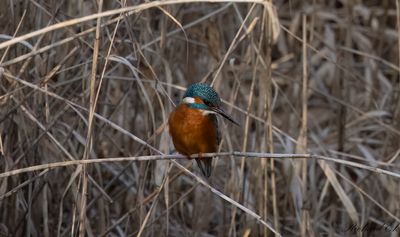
195,158,212,177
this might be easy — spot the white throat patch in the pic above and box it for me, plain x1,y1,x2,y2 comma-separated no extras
201,110,216,115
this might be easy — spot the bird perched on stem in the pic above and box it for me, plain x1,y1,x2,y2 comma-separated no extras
168,83,239,177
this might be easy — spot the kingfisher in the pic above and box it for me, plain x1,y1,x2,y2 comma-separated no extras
168,83,239,177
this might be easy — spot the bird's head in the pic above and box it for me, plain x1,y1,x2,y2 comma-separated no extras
182,83,239,125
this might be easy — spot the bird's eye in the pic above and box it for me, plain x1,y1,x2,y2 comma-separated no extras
203,100,213,107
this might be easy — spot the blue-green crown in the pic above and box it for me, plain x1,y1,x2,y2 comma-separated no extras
183,83,221,107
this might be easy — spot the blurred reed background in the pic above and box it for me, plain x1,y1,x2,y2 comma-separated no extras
0,0,400,236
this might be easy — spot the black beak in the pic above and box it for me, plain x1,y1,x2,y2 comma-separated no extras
211,107,240,126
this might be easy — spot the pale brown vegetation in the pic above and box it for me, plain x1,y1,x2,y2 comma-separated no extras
0,0,400,236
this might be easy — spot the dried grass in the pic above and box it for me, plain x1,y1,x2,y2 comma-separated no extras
0,0,400,236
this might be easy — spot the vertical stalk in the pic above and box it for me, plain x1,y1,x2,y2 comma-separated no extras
79,0,103,236
298,14,309,237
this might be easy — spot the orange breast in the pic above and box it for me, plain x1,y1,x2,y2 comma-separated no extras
168,104,218,156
